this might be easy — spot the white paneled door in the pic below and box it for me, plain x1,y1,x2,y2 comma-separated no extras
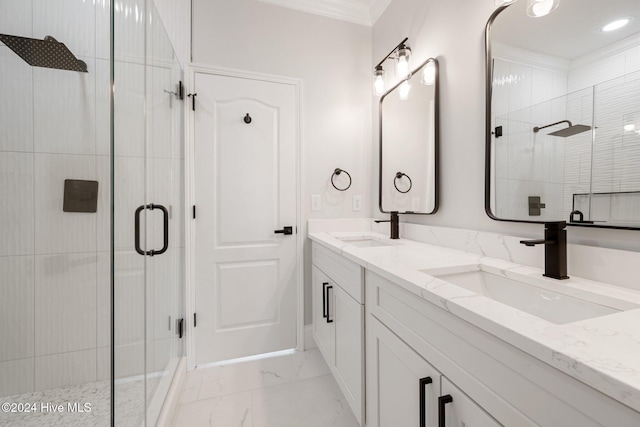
193,71,299,365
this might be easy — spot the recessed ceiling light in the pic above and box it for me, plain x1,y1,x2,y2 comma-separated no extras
601,17,633,32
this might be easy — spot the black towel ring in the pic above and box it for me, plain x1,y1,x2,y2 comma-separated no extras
331,168,352,191
394,172,412,194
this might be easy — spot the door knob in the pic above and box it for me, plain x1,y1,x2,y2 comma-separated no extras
274,226,293,235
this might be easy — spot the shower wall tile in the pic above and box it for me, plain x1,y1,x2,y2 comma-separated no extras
97,252,110,349
35,349,97,391
149,65,173,159
0,47,34,153
568,52,626,93
113,251,145,346
0,152,34,257
97,346,110,381
96,0,111,60
152,338,173,373
33,0,96,59
114,61,145,157
113,157,145,251
35,253,97,356
96,156,111,252
33,59,97,155
0,358,34,397
114,342,145,379
113,0,146,63
0,256,35,362
0,0,32,37
34,154,98,254
95,59,111,157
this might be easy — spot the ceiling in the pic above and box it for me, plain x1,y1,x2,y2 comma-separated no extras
492,0,640,61
256,0,393,26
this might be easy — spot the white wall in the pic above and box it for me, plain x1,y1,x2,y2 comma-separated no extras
191,0,372,323
372,0,640,252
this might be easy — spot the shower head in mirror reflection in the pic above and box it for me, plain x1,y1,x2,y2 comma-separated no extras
533,120,592,137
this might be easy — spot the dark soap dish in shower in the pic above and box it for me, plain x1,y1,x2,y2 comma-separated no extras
63,180,99,213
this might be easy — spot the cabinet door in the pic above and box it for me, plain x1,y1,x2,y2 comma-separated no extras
312,266,334,363
333,285,364,424
367,316,441,427
440,377,502,427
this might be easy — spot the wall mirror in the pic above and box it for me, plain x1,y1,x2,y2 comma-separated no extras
486,0,640,229
380,58,439,215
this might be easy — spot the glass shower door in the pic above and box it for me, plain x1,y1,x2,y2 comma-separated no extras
112,0,184,425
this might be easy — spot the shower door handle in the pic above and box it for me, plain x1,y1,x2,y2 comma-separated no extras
135,204,169,256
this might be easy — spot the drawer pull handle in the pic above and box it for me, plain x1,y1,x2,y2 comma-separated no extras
326,285,333,323
322,282,329,319
420,376,433,427
438,394,453,427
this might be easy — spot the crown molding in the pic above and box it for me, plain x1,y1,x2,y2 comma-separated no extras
369,0,392,25
257,0,393,26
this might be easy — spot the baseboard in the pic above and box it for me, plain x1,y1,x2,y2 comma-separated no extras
156,356,187,427
304,324,317,350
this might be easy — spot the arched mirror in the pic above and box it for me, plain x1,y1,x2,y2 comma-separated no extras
486,0,640,229
380,58,439,214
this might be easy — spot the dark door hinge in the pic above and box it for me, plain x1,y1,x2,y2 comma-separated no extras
194,312,197,327
192,205,196,219
187,93,197,111
178,81,184,100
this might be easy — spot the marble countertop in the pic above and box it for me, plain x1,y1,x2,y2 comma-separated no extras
308,230,640,414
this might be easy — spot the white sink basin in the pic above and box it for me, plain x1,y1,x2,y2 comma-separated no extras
334,236,396,248
431,270,623,324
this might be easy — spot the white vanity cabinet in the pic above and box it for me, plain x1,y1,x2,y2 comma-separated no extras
365,270,640,427
366,315,442,427
311,243,364,425
367,315,500,427
440,378,502,427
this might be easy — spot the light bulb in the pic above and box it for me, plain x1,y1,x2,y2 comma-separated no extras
397,56,409,79
396,45,411,79
399,80,411,100
526,0,559,17
374,66,385,95
421,61,436,86
624,124,636,132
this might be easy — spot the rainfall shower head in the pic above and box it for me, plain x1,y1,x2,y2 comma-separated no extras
0,34,87,72
533,120,591,138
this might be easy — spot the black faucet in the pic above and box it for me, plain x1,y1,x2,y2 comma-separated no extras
520,221,569,280
374,211,399,239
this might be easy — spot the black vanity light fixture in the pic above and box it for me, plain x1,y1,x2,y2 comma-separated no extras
373,37,411,96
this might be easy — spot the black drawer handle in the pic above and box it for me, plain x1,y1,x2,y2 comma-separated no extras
322,282,329,318
326,285,333,323
420,377,433,427
438,394,453,427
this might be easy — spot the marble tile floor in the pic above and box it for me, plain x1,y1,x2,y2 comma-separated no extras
171,349,360,427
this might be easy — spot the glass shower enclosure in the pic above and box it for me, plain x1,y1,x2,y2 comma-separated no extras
0,0,185,425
